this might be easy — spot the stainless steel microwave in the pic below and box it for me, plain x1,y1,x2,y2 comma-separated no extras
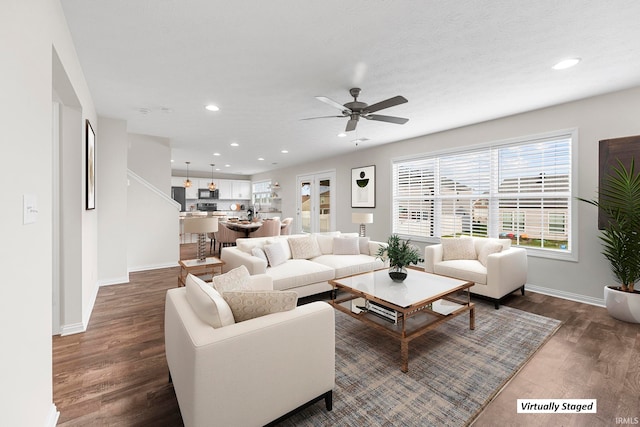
198,188,219,199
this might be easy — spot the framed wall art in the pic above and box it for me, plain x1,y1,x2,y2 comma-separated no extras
86,119,96,210
351,165,375,208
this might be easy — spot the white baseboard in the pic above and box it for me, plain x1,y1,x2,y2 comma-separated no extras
98,275,130,286
526,284,605,307
45,403,59,427
60,321,85,336
128,261,179,273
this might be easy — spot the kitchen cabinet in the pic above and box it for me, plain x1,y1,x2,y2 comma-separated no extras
217,180,233,199
172,176,198,199
232,180,251,199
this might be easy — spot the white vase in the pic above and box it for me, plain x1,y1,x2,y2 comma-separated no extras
604,285,640,323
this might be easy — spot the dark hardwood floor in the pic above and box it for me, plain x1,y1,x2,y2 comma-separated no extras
52,244,639,426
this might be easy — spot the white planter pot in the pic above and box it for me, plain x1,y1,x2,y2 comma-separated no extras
604,285,640,323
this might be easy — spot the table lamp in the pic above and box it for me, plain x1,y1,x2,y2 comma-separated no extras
352,212,373,237
183,217,219,261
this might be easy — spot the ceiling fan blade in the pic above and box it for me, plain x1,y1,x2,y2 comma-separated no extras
345,118,358,132
316,96,351,113
366,114,409,125
365,95,408,113
300,115,345,121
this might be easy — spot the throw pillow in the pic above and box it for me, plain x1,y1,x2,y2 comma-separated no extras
358,236,371,255
333,236,360,255
222,290,298,322
315,234,335,254
266,238,292,259
212,265,251,293
263,242,288,267
478,242,504,266
441,237,477,261
185,274,235,328
251,247,268,264
288,235,322,259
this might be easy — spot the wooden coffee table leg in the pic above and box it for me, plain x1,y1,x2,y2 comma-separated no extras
401,340,409,373
470,305,475,330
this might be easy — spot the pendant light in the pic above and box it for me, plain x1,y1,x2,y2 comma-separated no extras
184,161,192,188
208,163,217,191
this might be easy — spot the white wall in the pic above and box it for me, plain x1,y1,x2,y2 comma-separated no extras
253,86,640,306
0,0,97,425
128,133,172,194
98,117,129,285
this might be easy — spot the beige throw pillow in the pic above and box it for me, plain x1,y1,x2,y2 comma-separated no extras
212,265,251,293
263,242,288,267
478,242,503,266
315,234,335,254
185,274,235,328
222,290,298,322
332,237,360,255
441,237,477,261
288,236,322,259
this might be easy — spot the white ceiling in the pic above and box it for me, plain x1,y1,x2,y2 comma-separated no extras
60,0,640,176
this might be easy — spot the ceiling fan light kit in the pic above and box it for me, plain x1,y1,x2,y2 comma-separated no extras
307,87,409,132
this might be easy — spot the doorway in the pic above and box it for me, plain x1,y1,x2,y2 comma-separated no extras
296,170,336,233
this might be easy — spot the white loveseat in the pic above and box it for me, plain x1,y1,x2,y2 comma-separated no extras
220,232,387,298
165,273,335,427
424,236,527,309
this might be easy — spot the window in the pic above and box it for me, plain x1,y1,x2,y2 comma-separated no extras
392,131,573,254
252,180,272,208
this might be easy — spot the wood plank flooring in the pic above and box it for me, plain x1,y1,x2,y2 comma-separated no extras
52,244,639,426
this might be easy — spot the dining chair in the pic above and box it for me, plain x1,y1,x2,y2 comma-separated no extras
280,217,293,235
249,218,281,238
213,223,244,255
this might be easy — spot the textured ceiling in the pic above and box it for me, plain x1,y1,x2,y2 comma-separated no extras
60,0,640,176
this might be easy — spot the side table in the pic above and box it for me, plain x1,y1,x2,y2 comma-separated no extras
178,257,225,287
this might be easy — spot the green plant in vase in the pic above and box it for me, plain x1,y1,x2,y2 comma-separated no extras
376,234,423,282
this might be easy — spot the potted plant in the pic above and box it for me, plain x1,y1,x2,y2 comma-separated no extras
578,158,640,323
376,234,423,282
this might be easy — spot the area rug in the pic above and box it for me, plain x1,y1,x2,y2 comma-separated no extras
277,302,561,426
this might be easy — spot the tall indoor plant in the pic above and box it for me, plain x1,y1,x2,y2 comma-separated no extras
578,158,640,323
376,234,423,282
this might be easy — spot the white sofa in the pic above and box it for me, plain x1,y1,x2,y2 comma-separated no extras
424,236,527,309
165,274,335,427
221,232,387,298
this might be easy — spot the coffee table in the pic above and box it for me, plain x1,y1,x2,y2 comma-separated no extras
330,268,475,373
178,257,225,287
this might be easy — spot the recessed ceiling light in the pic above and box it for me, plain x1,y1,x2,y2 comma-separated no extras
337,133,347,138
552,58,581,70
213,152,221,156
258,157,265,161
215,168,221,171
170,159,174,162
281,149,289,154
230,142,239,147
205,104,220,112
225,164,231,167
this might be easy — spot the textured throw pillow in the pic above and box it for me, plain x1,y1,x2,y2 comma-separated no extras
441,237,477,261
333,236,360,255
358,236,371,255
478,242,503,266
263,242,288,267
222,290,298,322
251,247,268,264
288,235,322,259
185,274,235,328
212,265,251,293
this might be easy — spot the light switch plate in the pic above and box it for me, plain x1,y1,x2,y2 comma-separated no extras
24,194,38,224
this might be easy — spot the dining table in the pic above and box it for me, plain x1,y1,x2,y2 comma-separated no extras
219,220,263,237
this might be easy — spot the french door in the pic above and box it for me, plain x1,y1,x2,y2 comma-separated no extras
296,170,336,234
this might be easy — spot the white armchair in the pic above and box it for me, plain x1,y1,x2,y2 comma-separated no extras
424,237,527,309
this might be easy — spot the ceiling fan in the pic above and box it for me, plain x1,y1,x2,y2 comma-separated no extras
304,87,409,132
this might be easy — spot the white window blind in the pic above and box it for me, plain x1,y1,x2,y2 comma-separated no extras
392,133,572,253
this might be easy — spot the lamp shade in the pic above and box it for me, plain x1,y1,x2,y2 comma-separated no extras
351,212,373,224
183,217,219,234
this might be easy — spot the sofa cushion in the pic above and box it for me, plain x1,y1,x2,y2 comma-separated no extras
237,239,267,254
288,235,322,259
222,290,298,322
434,260,487,285
315,234,335,255
264,242,288,267
266,259,335,291
332,237,360,255
359,237,371,255
442,237,477,260
185,274,235,328
312,254,385,279
212,265,251,293
477,242,503,267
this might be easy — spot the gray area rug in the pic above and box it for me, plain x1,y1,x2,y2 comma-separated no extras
277,301,561,426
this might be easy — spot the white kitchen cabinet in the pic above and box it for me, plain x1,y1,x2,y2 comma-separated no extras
172,176,197,199
217,180,233,199
232,180,251,199
171,177,185,187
